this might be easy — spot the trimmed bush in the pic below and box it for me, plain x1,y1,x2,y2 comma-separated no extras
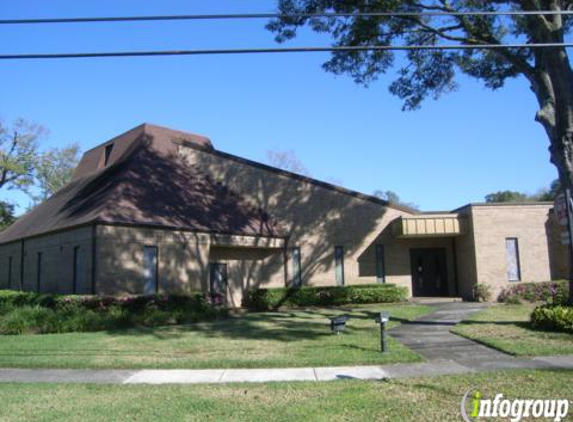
531,305,573,333
473,284,492,302
244,284,408,311
0,306,60,335
0,291,227,335
497,280,569,304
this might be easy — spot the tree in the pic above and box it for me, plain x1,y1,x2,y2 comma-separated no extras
484,179,561,202
0,119,46,192
536,178,561,200
373,189,419,209
0,201,15,230
31,143,81,202
485,190,529,203
267,2,573,193
0,119,81,208
266,148,311,176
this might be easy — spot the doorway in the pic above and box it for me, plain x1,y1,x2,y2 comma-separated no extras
209,263,228,305
410,248,449,297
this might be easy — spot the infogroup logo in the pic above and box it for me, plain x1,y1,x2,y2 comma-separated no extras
461,389,570,422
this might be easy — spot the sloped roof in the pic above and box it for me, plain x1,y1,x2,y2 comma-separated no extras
0,124,281,244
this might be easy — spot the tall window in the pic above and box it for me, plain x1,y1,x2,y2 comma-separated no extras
143,246,158,294
375,245,386,283
104,144,114,166
37,252,43,292
7,256,12,287
73,246,84,294
334,246,345,286
290,247,302,287
505,238,521,281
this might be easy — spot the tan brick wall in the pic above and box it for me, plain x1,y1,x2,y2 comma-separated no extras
0,227,93,294
0,241,22,290
177,145,421,300
95,226,211,295
469,204,554,299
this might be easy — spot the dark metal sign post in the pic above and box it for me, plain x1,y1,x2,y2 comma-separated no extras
376,312,390,353
567,189,573,305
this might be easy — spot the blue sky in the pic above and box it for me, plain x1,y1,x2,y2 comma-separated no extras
0,0,557,212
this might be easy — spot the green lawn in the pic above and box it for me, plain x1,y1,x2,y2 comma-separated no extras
452,304,573,356
0,370,570,421
0,304,430,369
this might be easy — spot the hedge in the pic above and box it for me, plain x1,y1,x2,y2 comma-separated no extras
244,284,408,311
497,280,569,304
531,304,573,334
0,290,227,335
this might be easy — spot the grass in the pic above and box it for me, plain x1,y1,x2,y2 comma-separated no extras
452,304,573,356
0,370,570,421
0,303,431,369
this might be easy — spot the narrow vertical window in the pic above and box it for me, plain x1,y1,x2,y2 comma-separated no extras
104,144,114,166
143,246,158,294
290,247,302,287
334,246,345,286
505,238,521,281
7,256,12,287
73,246,83,294
375,245,386,283
37,252,43,292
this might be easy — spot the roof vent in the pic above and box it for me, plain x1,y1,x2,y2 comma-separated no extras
104,144,114,166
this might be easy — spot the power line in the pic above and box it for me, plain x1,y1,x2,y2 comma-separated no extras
1,43,572,60
1,10,573,25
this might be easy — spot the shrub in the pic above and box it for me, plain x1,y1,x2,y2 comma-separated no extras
473,284,492,302
0,306,60,335
531,305,573,333
58,308,109,333
0,290,226,335
244,284,408,311
498,280,569,304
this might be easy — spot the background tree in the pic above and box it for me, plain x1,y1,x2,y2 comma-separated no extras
0,119,82,228
484,179,561,202
0,119,46,192
267,1,573,194
485,190,529,203
373,189,419,209
30,143,81,202
0,201,15,230
266,148,311,176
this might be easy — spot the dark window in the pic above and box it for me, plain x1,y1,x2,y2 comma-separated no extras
143,246,158,294
73,246,83,294
505,238,521,281
334,246,345,286
37,252,43,292
375,245,386,283
104,144,114,166
290,247,302,287
7,256,12,287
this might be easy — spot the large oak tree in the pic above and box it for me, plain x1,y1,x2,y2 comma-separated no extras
268,0,573,190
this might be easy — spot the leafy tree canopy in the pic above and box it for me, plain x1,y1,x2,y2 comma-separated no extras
485,179,561,202
0,119,82,226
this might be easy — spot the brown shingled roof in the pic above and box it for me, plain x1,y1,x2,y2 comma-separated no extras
0,124,281,244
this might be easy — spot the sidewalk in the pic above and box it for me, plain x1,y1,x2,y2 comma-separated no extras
0,356,571,385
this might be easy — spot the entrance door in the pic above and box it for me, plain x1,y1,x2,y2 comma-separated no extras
209,263,228,305
410,248,449,297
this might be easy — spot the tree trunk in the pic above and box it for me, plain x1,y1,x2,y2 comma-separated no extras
530,34,573,305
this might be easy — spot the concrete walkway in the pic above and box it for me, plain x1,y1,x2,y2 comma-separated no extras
0,302,571,385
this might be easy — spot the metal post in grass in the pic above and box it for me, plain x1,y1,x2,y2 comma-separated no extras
566,189,573,305
376,312,390,353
